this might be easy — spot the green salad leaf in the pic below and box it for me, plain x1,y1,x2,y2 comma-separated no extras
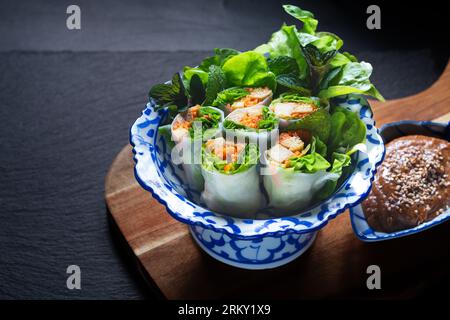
327,106,366,154
183,48,240,87
183,67,209,86
199,48,240,71
254,4,383,100
188,106,222,139
316,151,352,199
258,106,278,130
283,4,318,35
202,143,259,174
221,51,277,90
288,137,330,173
311,136,327,157
212,87,249,107
255,24,308,80
319,62,385,101
223,106,277,131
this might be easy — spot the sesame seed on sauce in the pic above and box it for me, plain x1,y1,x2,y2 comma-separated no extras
362,135,450,233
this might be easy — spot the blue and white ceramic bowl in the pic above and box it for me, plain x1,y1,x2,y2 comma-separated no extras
350,121,450,242
130,95,385,269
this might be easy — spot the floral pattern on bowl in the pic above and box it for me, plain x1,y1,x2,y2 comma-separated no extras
130,95,385,268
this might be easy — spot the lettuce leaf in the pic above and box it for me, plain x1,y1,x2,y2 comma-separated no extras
203,65,227,105
318,62,385,101
255,25,308,80
221,51,277,90
183,48,239,87
202,143,259,174
199,48,240,71
283,4,318,35
284,136,330,173
212,87,249,107
328,106,366,154
316,152,351,199
188,106,222,139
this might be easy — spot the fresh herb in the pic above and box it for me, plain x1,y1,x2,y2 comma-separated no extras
149,72,188,117
203,65,227,105
189,74,206,105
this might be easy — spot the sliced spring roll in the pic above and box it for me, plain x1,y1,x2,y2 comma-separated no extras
263,132,340,213
269,93,331,142
201,137,263,218
223,105,279,147
212,87,272,115
171,105,224,192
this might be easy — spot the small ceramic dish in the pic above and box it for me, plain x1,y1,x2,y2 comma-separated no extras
350,121,450,242
130,95,385,269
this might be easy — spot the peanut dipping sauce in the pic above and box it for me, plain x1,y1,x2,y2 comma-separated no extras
362,135,450,233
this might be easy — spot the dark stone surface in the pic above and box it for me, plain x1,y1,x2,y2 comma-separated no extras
0,0,448,299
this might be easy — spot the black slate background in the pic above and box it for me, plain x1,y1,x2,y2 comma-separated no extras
0,0,448,299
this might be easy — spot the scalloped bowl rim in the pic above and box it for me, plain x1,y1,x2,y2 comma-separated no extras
130,95,386,239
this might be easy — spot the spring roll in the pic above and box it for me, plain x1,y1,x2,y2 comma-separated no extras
201,137,263,218
263,132,339,213
270,94,327,125
213,87,272,115
171,105,224,191
223,105,279,148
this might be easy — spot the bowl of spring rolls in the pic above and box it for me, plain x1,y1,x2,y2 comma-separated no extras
130,4,386,269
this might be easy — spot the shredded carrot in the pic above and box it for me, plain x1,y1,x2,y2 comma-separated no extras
173,120,191,130
240,114,262,129
243,96,260,107
223,163,234,172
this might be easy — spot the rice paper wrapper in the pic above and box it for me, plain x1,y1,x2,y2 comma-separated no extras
224,104,279,152
263,164,340,214
201,165,264,219
224,128,279,150
171,138,205,192
171,107,224,144
170,107,224,192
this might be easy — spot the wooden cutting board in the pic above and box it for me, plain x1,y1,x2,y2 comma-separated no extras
105,61,450,299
